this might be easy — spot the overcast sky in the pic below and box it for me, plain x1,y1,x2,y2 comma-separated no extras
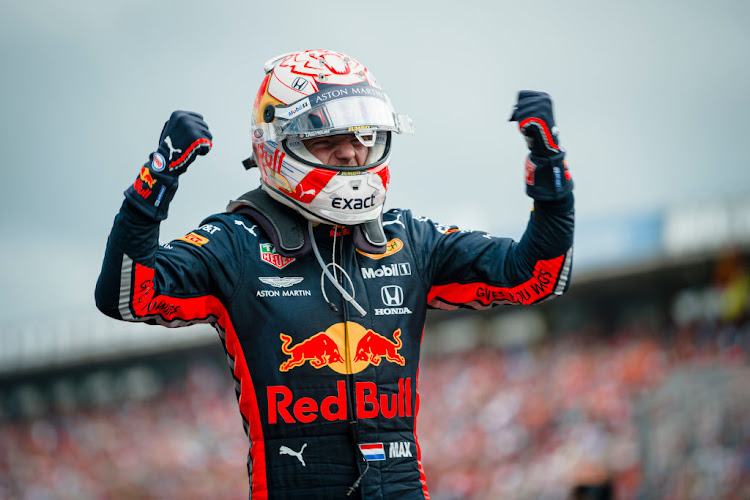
1,0,749,323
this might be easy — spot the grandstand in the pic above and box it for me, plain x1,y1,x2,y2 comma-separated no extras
1,193,749,499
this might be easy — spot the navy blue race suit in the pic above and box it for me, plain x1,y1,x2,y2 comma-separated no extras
95,185,574,499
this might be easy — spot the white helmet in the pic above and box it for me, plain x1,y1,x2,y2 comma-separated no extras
249,49,413,225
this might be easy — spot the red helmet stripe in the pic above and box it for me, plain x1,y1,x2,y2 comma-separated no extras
370,163,390,191
290,168,339,203
254,72,271,111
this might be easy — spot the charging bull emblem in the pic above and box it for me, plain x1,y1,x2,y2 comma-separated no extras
279,323,405,374
279,333,345,371
353,329,405,366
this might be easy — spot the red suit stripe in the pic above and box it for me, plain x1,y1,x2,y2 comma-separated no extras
130,263,223,323
129,263,267,496
220,316,268,499
414,327,430,499
427,254,567,309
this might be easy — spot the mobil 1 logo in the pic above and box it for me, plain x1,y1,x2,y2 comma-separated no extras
360,262,411,280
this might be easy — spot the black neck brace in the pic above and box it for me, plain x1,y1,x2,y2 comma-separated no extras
226,188,388,258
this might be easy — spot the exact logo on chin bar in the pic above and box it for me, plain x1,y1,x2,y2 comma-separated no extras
331,194,376,210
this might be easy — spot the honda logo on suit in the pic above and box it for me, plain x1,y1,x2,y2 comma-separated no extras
381,285,404,307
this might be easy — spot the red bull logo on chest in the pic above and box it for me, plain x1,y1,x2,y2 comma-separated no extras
279,322,405,375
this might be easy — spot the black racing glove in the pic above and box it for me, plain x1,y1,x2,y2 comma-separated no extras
509,91,572,201
124,111,213,220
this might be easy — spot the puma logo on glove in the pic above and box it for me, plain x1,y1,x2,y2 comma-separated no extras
163,136,183,161
155,111,213,172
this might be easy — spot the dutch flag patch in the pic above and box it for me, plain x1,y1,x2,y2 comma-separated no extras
358,443,386,461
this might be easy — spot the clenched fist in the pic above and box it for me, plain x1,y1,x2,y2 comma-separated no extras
154,111,213,174
124,111,213,220
509,92,572,201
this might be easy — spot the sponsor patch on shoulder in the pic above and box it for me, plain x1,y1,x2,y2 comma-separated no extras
260,243,295,269
178,232,209,247
356,238,403,260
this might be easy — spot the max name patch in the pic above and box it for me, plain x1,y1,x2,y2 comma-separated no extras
178,232,209,247
358,442,413,461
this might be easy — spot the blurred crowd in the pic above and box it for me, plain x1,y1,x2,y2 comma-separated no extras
417,322,749,500
1,252,750,499
1,318,747,500
0,363,249,500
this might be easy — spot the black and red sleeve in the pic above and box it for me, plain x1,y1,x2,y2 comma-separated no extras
95,199,241,326
408,194,574,310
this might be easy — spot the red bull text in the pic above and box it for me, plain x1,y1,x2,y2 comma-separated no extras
267,378,413,424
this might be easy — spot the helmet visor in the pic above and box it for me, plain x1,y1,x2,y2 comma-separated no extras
272,86,413,139
285,97,397,137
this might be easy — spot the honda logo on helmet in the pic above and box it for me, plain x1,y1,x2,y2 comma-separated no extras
291,77,308,91
380,285,404,307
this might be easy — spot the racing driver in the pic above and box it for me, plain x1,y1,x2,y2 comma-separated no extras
95,49,575,499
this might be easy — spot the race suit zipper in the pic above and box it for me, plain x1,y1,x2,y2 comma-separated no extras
337,229,366,498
